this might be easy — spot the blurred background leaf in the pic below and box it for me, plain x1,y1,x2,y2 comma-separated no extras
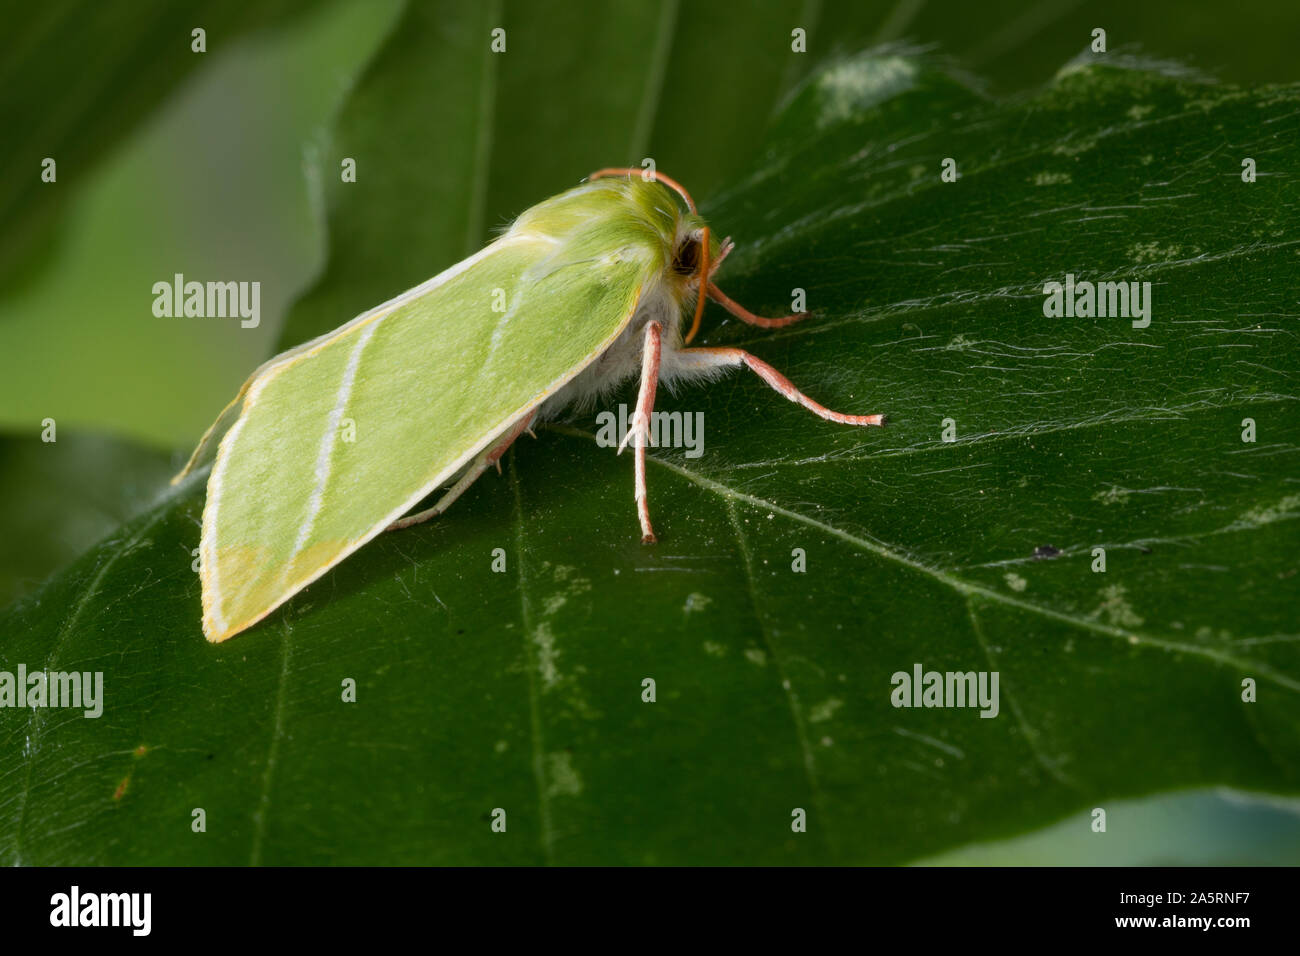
2,46,1297,864
0,0,402,446
920,789,1300,865
0,434,171,607
0,0,326,293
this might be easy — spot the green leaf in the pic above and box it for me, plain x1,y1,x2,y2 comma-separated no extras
3,51,1298,865
0,0,401,447
0,0,324,292
0,433,172,606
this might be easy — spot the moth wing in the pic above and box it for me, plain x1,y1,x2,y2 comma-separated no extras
172,319,360,484
202,232,653,641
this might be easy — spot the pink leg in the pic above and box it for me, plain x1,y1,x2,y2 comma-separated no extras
618,321,663,543
387,410,536,531
709,237,734,274
708,282,811,331
677,347,885,426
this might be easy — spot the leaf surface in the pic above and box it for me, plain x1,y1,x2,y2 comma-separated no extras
2,52,1298,864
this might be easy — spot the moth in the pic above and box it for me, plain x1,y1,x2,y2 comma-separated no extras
176,168,884,642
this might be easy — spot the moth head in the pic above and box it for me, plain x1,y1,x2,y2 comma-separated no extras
670,224,726,285
671,231,704,278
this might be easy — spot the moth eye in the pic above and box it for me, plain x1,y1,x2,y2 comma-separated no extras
672,238,701,276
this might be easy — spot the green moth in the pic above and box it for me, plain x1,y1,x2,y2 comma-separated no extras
176,168,884,642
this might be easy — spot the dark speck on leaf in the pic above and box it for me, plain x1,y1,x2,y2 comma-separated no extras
1032,545,1062,560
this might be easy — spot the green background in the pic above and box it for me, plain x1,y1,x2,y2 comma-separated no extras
2,0,1298,864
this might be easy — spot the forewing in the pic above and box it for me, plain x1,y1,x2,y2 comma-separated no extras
202,233,650,640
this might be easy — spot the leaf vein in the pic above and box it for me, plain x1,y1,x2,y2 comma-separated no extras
510,451,554,865
724,496,834,860
8,506,170,865
249,615,294,866
966,595,1074,787
547,427,1300,695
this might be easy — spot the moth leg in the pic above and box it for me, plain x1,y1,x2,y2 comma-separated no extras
387,411,537,532
675,347,885,427
617,320,663,543
683,233,743,344
708,281,810,331
708,237,735,275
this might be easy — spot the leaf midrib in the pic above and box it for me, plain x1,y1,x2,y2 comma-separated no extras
6,506,172,865
544,424,1300,695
